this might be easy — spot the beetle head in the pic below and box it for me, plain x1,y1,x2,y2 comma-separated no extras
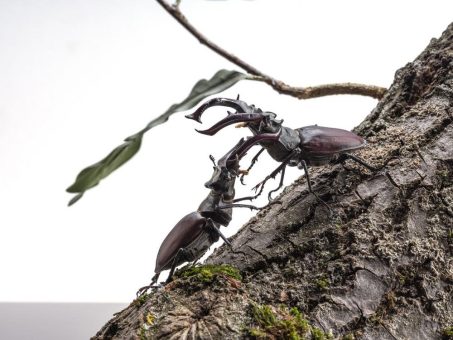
254,111,283,134
204,154,236,196
186,97,283,136
204,131,281,198
204,136,246,197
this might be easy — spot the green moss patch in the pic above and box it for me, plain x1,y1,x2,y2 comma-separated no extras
177,264,242,283
315,278,330,291
133,293,150,307
442,326,453,339
248,303,332,340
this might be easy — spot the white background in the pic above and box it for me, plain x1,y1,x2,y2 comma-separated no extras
0,0,451,302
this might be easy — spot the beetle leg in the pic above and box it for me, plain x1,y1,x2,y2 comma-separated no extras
251,153,295,194
218,202,262,210
335,153,378,172
268,166,286,201
165,248,190,283
136,272,161,297
227,178,268,204
300,160,332,213
233,150,296,203
206,219,232,248
240,147,266,185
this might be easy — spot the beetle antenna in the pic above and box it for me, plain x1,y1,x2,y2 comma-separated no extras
209,154,216,166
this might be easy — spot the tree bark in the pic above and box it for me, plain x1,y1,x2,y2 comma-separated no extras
93,24,453,340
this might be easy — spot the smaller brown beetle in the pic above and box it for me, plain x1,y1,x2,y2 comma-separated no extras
136,132,280,296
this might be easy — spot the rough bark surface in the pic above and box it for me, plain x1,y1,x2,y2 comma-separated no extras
93,24,453,340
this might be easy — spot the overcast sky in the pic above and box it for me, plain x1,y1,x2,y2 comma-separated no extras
0,0,451,302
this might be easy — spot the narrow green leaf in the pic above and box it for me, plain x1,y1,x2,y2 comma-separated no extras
67,193,84,207
67,69,246,205
67,134,143,193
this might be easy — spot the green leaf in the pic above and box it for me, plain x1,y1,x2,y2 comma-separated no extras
67,69,246,205
66,134,143,193
67,193,84,207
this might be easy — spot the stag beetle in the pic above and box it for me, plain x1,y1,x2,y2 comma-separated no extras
186,97,377,206
136,132,280,296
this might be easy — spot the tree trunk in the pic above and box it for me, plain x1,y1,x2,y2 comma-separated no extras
93,24,453,340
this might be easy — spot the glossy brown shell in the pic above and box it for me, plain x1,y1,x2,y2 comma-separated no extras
155,212,206,273
299,125,366,156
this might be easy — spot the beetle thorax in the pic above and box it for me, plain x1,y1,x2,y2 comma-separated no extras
260,126,301,162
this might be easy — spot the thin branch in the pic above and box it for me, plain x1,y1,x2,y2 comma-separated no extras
156,0,265,77
247,76,387,99
156,0,387,100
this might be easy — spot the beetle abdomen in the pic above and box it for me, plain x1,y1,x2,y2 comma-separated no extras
155,212,206,273
299,125,366,156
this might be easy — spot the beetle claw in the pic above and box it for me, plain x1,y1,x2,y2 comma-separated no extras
136,283,160,297
136,273,161,297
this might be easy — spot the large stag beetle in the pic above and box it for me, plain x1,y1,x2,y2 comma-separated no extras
136,131,280,296
186,97,377,205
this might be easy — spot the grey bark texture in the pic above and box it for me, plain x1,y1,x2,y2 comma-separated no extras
93,24,453,340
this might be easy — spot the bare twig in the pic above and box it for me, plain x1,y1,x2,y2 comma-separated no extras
156,0,265,77
247,76,387,99
156,0,387,100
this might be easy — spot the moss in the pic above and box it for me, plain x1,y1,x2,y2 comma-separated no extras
249,304,307,339
312,327,332,340
249,327,268,338
139,324,148,340
442,326,453,339
178,264,242,283
289,307,310,334
252,304,277,328
248,303,329,339
342,334,355,340
134,293,150,307
315,278,330,291
397,273,406,285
